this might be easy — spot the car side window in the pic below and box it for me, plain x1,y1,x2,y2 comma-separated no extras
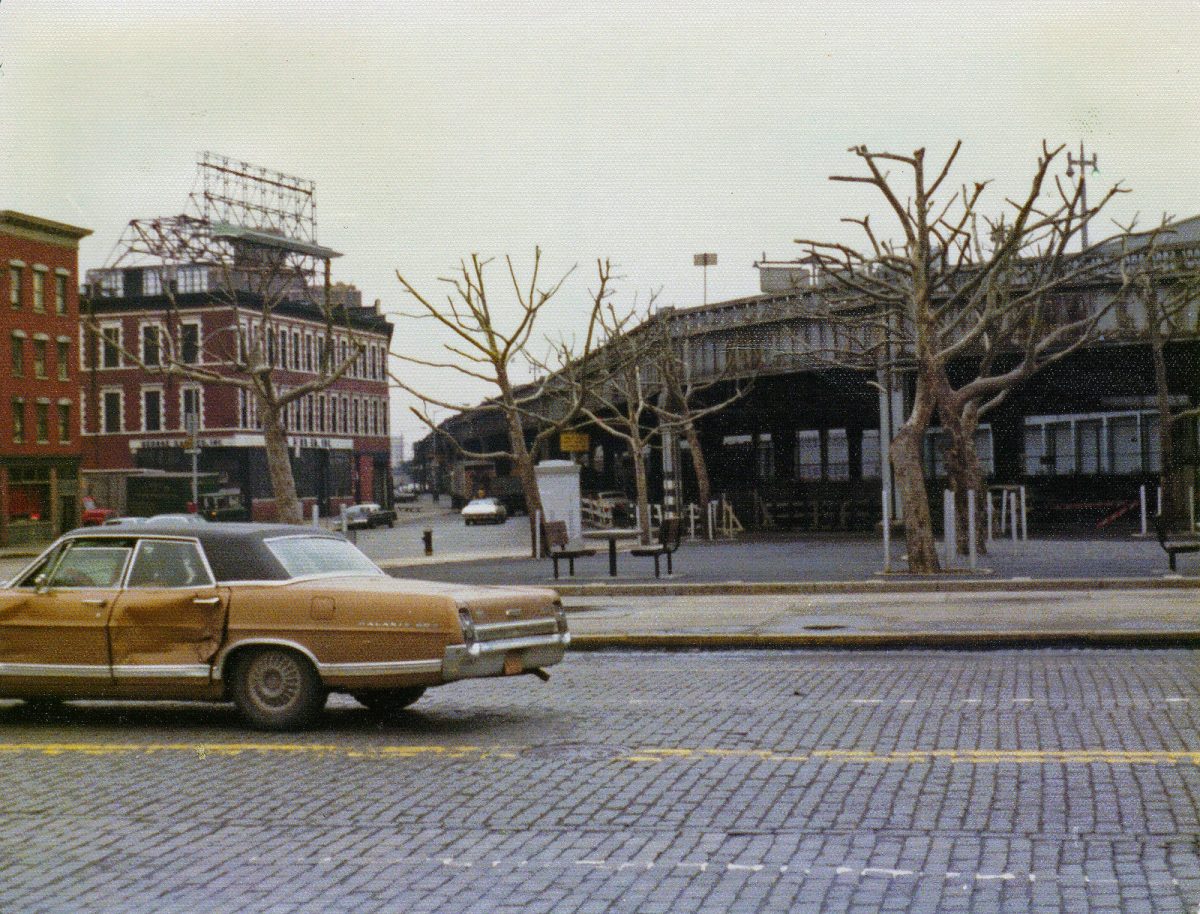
126,540,213,589
47,540,135,589
14,545,67,587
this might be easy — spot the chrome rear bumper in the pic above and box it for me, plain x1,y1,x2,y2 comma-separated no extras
441,630,570,680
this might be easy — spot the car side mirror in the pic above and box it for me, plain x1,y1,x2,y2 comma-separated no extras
34,573,49,593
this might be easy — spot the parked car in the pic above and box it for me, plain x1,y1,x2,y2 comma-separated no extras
590,490,632,525
0,522,568,730
80,497,118,527
462,497,507,526
200,488,250,522
341,503,396,530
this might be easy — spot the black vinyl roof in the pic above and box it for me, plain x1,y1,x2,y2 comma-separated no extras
64,522,345,583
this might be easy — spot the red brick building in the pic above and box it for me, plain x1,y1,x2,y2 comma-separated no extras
81,274,394,520
0,211,92,545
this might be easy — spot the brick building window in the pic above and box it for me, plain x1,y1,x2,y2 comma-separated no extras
57,402,70,443
180,322,200,364
32,269,46,312
141,325,161,367
35,402,49,443
11,333,24,376
181,387,201,430
142,388,162,432
32,339,47,378
56,339,69,380
9,266,21,308
54,274,67,315
101,324,121,368
12,398,25,442
102,390,122,434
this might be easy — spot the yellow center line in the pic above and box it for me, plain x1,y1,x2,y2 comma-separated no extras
623,747,1200,765
1,742,1196,765
0,742,523,759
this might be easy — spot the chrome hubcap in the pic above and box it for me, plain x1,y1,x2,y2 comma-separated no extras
249,655,301,708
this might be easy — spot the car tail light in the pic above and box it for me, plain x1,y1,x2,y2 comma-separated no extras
458,608,476,643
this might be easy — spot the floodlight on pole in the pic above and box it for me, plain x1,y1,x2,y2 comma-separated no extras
693,252,717,305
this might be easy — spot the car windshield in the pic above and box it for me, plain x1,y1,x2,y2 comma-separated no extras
468,499,497,508
264,536,384,579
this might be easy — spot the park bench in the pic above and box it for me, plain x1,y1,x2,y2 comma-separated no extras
1154,514,1200,573
544,520,595,580
631,517,682,578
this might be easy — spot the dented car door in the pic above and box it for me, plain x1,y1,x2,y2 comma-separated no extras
108,537,228,687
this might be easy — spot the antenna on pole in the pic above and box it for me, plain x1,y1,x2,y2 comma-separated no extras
1065,141,1098,250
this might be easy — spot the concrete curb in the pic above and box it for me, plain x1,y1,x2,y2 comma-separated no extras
569,630,1200,651
553,576,1200,597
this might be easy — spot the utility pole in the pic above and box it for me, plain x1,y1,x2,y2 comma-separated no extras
1065,141,1098,250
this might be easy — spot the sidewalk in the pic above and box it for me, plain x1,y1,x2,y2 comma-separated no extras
380,533,1198,587
560,588,1200,649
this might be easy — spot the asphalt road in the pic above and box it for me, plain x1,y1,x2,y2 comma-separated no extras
2,649,1199,913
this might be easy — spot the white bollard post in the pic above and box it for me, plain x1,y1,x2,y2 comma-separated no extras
999,490,1008,535
943,489,955,569
311,503,319,528
534,510,542,558
1010,492,1018,544
1019,486,1027,541
882,487,891,574
1157,485,1162,517
1140,484,1148,536
967,489,977,570
986,490,994,542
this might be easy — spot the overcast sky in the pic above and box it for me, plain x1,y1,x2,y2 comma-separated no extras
3,0,1198,452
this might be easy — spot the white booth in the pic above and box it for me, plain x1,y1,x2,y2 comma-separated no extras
535,459,583,541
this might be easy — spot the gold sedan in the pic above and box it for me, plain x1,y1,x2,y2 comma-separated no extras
0,522,568,729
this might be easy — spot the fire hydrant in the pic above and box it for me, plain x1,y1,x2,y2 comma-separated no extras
422,529,433,556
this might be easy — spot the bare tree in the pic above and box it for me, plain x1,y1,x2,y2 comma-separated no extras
85,215,369,525
647,315,753,524
1119,218,1200,529
552,302,746,543
390,251,610,554
796,141,1128,570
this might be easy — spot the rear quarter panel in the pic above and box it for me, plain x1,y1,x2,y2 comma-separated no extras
220,578,462,679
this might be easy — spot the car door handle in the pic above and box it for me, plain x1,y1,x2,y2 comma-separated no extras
82,598,107,607
192,596,222,606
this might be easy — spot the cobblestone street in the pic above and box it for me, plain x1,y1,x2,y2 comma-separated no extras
2,649,1199,912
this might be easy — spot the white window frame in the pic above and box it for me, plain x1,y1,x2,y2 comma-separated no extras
56,335,71,381
179,319,202,365
139,320,164,368
141,385,165,433
100,320,123,369
101,387,124,434
57,398,72,444
31,265,47,312
180,385,203,431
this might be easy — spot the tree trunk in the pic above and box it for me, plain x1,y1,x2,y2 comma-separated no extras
684,419,711,527
630,442,652,544
889,385,940,574
261,403,303,525
1150,327,1188,529
940,405,987,556
506,411,545,557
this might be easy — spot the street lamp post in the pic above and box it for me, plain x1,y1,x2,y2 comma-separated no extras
693,253,717,305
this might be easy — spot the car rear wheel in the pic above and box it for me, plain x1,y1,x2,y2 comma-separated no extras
231,649,325,731
353,687,427,715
